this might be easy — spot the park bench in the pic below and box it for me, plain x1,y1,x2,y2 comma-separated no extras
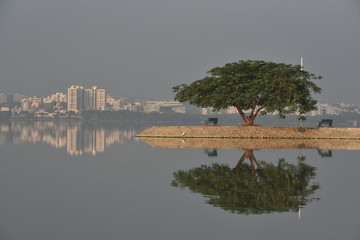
318,119,333,127
204,149,218,157
318,149,332,157
204,117,218,126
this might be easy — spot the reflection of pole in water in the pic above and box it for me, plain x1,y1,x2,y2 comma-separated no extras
298,147,303,220
298,148,301,220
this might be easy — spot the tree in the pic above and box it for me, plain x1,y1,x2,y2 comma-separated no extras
173,60,322,125
172,151,319,215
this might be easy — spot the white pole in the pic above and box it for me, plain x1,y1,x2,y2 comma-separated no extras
299,57,304,127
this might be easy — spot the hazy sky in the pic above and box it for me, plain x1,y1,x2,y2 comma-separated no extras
0,0,359,103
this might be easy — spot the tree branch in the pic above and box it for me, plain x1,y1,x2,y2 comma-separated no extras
249,100,258,118
236,106,249,122
252,105,266,119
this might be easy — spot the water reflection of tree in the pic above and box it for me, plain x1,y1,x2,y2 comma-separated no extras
172,150,319,215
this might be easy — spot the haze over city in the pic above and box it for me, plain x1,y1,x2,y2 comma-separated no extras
0,0,359,103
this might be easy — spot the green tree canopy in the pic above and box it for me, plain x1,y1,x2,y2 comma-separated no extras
172,151,319,215
173,60,322,125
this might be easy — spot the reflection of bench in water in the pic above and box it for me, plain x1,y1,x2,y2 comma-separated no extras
204,118,218,126
204,149,218,157
318,149,332,157
318,119,333,127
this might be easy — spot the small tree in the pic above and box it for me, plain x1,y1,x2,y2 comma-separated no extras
173,60,322,125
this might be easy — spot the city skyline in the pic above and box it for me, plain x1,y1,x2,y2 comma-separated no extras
1,83,360,106
0,0,359,104
2,83,360,117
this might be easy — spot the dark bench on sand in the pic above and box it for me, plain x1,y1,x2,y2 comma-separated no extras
204,118,218,126
318,119,333,127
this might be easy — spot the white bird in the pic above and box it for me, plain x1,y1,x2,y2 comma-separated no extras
181,132,185,136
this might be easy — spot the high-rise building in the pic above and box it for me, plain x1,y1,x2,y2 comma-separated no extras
13,93,26,103
67,85,84,111
95,88,106,110
0,93,6,104
84,86,106,110
6,94,13,105
84,88,95,110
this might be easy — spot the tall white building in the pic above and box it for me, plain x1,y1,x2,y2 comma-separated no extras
67,85,84,111
95,88,106,110
84,88,95,110
0,93,7,104
13,93,26,103
84,86,106,110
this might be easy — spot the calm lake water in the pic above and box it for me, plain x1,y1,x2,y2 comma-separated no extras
0,121,360,240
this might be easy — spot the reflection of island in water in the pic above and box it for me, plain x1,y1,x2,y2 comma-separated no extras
172,150,319,215
0,121,137,156
138,137,360,150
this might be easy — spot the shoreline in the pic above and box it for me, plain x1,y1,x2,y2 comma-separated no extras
136,126,360,139
138,137,360,150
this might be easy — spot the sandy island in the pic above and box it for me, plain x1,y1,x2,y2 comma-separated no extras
136,126,360,139
136,126,360,150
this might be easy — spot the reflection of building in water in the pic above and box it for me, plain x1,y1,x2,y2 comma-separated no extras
67,125,84,156
0,122,136,156
0,123,10,144
95,129,105,153
84,128,105,155
84,129,96,155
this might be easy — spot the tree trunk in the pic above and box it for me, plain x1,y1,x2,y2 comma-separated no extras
243,117,255,126
236,106,255,126
235,149,253,170
235,150,259,175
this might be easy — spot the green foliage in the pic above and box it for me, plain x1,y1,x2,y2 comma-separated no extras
172,156,319,215
173,60,322,125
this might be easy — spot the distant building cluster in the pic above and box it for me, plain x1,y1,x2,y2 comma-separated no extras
1,86,360,117
144,101,185,113
0,85,145,117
